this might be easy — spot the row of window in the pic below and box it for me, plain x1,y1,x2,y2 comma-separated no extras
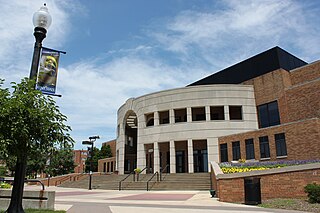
220,133,287,162
145,106,243,127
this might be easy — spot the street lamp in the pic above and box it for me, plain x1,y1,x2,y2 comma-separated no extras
82,135,100,190
30,3,52,80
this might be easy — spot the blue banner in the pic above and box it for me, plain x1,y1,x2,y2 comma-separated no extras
36,48,60,95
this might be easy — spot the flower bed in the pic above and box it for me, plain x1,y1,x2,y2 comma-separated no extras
220,159,320,174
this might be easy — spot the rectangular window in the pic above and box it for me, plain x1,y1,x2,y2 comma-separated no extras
232,141,241,161
174,108,187,123
229,106,242,120
145,113,154,127
192,107,206,121
257,101,280,128
210,106,225,120
220,144,228,162
259,136,270,158
275,133,287,157
159,110,169,124
245,139,255,160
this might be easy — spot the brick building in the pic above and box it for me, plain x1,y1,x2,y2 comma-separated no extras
115,46,319,175
73,149,88,173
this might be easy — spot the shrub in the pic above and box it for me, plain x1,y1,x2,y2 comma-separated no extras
304,183,320,203
0,166,7,176
134,168,141,173
0,182,12,189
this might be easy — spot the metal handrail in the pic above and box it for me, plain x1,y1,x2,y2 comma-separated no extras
118,170,135,191
160,164,169,181
146,171,159,191
2,179,45,191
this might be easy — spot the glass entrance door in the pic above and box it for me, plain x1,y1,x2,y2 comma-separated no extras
193,149,208,172
176,151,185,173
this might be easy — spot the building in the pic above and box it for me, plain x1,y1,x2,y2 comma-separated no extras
73,149,88,173
115,46,320,175
98,139,117,173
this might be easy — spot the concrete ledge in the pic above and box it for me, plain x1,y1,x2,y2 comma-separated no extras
0,190,55,210
216,162,320,179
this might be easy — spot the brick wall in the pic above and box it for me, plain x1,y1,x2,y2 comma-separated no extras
218,118,320,162
215,165,320,203
102,139,116,157
290,61,320,85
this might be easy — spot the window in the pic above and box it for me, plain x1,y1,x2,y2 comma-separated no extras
275,133,287,157
257,101,280,128
229,106,242,120
192,107,206,121
159,110,169,124
174,108,187,123
259,136,270,158
220,144,228,162
232,141,241,161
210,106,224,120
245,139,255,160
145,113,154,127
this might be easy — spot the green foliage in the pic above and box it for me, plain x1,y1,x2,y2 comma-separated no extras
305,183,320,203
0,78,74,174
100,145,112,158
0,166,7,176
45,144,75,176
0,182,12,189
134,168,141,173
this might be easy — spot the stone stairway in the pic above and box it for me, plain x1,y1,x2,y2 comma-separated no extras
59,173,211,191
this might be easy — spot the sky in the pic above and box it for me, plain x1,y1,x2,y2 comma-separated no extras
0,0,319,150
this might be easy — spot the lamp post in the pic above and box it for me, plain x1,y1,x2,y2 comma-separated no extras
30,3,52,80
82,136,100,190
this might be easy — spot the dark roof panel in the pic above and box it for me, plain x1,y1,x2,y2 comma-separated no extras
188,46,307,86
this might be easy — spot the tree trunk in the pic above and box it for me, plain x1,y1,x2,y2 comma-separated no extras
6,155,27,213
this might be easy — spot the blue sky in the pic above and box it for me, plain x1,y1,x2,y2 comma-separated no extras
0,0,319,149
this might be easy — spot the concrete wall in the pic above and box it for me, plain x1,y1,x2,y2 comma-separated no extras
117,85,258,174
0,190,55,210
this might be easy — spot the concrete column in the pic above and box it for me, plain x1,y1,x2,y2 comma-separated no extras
188,139,194,173
205,106,211,121
187,107,192,122
169,109,175,124
154,142,160,173
169,140,176,173
154,111,159,126
137,143,146,174
224,105,229,120
117,123,126,174
207,138,219,172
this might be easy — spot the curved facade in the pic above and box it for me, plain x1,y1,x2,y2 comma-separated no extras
116,84,258,174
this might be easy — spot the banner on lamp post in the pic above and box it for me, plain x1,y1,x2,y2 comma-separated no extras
36,47,62,95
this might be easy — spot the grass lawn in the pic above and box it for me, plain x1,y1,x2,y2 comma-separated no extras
0,209,66,213
259,198,320,212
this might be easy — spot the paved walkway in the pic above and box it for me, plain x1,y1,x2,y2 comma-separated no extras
25,185,306,213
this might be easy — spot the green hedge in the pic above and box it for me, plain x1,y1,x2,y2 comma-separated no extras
304,183,320,203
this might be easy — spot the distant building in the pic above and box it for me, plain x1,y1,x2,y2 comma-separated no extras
98,139,116,173
73,149,88,173
115,46,319,175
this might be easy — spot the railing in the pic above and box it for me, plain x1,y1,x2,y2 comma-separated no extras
146,171,159,191
118,170,135,191
2,179,45,191
160,164,169,181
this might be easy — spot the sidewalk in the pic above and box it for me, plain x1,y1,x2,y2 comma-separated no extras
24,185,307,213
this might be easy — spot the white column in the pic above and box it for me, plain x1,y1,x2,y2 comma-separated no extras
154,142,160,173
169,109,175,124
137,143,146,174
205,106,211,121
187,107,192,122
154,111,159,126
188,139,194,173
169,140,176,173
117,123,125,174
224,105,229,120
207,138,219,172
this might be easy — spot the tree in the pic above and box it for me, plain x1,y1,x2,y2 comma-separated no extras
85,144,112,172
45,144,75,176
0,78,73,213
100,144,112,159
